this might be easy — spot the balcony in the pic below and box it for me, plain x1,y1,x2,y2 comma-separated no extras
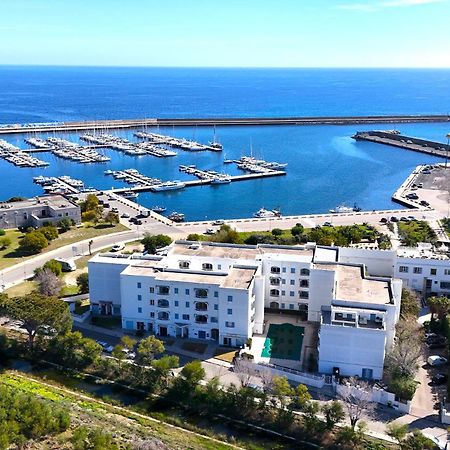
270,277,281,286
195,302,208,311
157,312,169,321
157,286,170,295
195,315,208,324
157,299,169,308
202,263,213,271
270,289,280,297
195,288,208,299
271,267,281,274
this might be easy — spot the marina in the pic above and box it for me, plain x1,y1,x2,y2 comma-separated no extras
0,139,49,168
104,169,162,187
33,175,85,194
135,131,222,152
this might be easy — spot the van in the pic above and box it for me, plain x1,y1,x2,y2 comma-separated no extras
54,258,76,272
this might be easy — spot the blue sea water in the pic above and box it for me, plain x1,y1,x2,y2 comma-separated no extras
0,66,449,220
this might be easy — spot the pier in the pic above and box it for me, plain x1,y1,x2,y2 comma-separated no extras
0,115,449,135
110,170,286,194
353,131,450,158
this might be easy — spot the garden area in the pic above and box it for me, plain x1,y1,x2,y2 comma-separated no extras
397,220,437,247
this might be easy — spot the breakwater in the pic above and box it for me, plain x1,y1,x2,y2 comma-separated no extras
353,130,450,158
0,115,449,135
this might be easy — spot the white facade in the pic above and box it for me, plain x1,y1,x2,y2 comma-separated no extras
88,241,406,379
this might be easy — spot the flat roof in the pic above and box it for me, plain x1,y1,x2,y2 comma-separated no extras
0,194,78,210
122,264,256,289
171,242,260,259
314,247,338,263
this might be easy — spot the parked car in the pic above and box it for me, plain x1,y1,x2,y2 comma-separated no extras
135,219,143,225
323,222,333,227
431,373,448,385
380,217,388,223
427,355,448,366
427,340,447,349
426,333,446,344
121,212,130,218
111,244,125,252
212,219,225,226
420,200,430,207
112,207,119,213
205,228,215,235
390,216,399,222
400,217,409,222
96,341,114,353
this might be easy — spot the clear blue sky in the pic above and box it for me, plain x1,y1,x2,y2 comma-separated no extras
1,0,449,67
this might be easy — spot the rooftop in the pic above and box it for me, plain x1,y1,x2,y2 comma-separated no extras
0,194,78,210
170,241,260,260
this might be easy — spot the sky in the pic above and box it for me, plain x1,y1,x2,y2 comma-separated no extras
0,0,449,68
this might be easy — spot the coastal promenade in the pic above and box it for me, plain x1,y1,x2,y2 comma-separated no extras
0,114,449,134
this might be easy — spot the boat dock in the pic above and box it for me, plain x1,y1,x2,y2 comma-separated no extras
1,115,448,135
33,176,84,194
0,139,49,168
105,169,162,187
353,131,450,158
135,131,221,152
110,170,286,194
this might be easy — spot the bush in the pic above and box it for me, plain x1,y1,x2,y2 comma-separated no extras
142,233,172,254
42,259,62,276
271,228,283,236
39,225,59,241
19,231,48,254
291,224,304,236
0,236,11,249
0,228,5,236
76,272,89,294
186,233,201,241
57,218,74,232
388,375,418,401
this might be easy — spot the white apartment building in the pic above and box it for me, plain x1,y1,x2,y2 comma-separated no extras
89,241,406,379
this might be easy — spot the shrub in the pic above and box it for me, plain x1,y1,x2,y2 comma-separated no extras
291,224,304,236
186,233,201,241
19,231,48,254
57,218,73,232
142,234,172,254
42,259,62,276
76,272,89,294
271,228,283,236
0,236,11,249
39,225,59,241
0,228,5,236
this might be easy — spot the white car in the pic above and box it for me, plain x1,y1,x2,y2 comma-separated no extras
205,228,215,235
427,355,448,366
111,244,125,252
212,219,225,226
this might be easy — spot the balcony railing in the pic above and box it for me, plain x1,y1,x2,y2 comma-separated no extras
195,302,208,311
195,315,208,324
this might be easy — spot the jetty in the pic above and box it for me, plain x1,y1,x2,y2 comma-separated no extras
0,115,448,135
353,130,450,158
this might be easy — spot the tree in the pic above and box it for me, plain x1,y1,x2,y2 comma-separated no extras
385,318,422,378
400,288,420,318
428,296,450,322
0,236,11,250
39,225,59,241
271,228,283,236
71,426,120,450
112,344,125,368
104,211,119,226
322,400,345,430
137,336,165,365
35,268,63,296
400,429,438,450
141,234,172,254
42,259,62,276
291,223,304,236
120,335,136,351
49,331,102,369
234,357,256,388
0,293,72,349
388,375,418,402
57,218,73,232
19,230,48,254
152,355,179,387
76,272,89,294
337,378,375,430
295,383,312,410
386,422,409,443
211,224,240,244
270,375,294,410
81,194,100,213
82,209,100,223
180,360,205,386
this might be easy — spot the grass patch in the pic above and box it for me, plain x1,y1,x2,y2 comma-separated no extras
4,280,36,297
213,348,237,363
74,300,90,315
91,316,121,329
181,341,208,354
60,284,80,297
0,223,128,271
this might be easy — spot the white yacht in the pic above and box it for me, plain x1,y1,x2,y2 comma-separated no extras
151,181,186,192
253,208,281,218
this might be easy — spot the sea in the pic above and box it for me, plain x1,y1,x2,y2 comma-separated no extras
1,66,450,221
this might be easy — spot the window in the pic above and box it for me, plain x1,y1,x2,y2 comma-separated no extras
137,294,142,301
138,307,142,313
281,303,285,309
149,287,154,293
137,282,141,289
157,299,169,308
413,267,422,274
271,266,281,274
174,288,179,294
174,300,179,307
299,291,309,299
440,282,450,289
282,279,286,285
289,304,294,310
270,277,281,286
150,299,155,306
300,268,310,276
431,268,437,276
290,268,296,274
214,291,219,298
195,302,208,311
158,311,169,320
211,317,218,323
225,321,235,328
150,312,155,318
157,286,170,295
214,304,219,310
185,289,190,295
195,315,207,324
227,295,233,302
300,280,309,288
202,263,213,271
218,264,222,270
186,301,190,308
227,308,232,315
399,266,409,273
290,279,295,285
182,314,190,320
290,291,295,297
175,313,179,320
281,290,286,296
270,289,280,297
179,261,190,269
282,267,286,273
445,269,450,275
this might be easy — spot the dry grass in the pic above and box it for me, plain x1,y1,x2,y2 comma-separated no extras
213,348,237,363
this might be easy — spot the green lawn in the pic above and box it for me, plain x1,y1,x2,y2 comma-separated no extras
4,280,36,297
0,223,128,271
261,323,304,360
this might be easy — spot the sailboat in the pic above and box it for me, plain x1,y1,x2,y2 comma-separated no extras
209,125,223,150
